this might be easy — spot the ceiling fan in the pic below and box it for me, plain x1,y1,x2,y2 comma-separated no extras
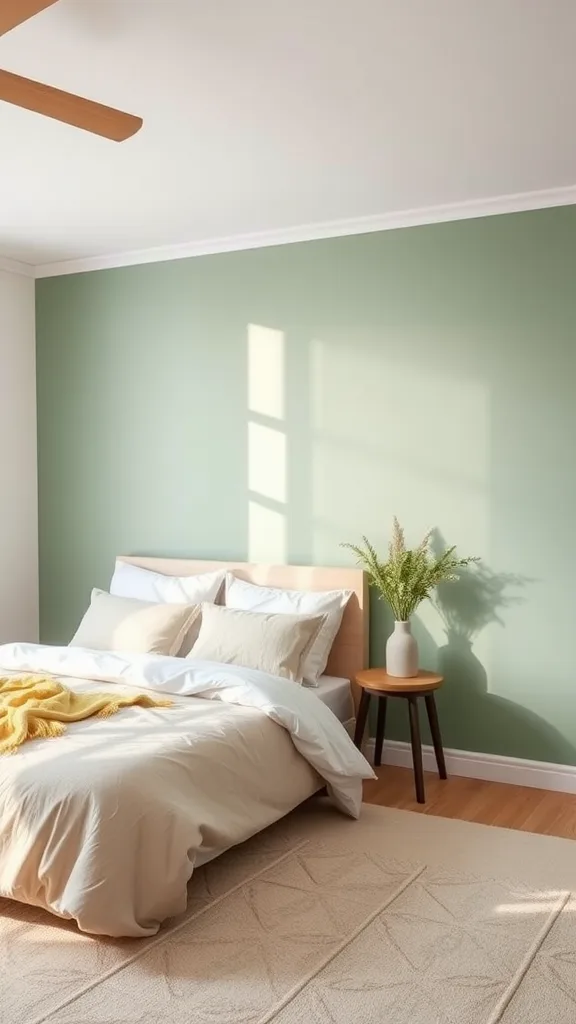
0,0,142,140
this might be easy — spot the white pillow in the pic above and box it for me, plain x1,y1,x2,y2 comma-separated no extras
110,561,225,605
224,573,352,685
188,603,325,683
109,562,225,653
70,589,200,656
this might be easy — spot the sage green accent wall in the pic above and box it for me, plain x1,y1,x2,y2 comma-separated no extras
36,207,576,765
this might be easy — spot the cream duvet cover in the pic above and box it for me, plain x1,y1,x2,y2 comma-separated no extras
0,643,374,937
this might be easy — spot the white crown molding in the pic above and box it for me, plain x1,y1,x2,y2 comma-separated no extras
28,182,576,279
364,738,576,794
0,255,35,277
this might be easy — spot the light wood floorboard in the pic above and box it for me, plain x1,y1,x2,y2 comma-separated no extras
363,765,576,840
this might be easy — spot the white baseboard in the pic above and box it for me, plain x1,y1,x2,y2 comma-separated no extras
364,739,576,795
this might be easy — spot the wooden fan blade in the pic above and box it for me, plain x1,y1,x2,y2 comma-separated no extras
0,0,60,37
0,68,142,140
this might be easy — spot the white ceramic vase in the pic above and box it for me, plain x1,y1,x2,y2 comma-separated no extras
386,620,419,677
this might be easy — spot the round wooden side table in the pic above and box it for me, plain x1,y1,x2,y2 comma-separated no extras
353,668,447,804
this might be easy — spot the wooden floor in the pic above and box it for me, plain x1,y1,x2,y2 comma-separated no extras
364,765,576,840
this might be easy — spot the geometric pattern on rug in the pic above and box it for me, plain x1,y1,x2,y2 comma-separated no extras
0,820,301,1024
499,894,576,1024
2,811,576,1024
35,846,423,1024
272,869,569,1024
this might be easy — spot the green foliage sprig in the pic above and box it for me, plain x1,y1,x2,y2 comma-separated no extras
342,518,479,621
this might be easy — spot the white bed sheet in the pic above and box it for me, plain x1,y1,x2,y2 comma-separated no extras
314,675,355,723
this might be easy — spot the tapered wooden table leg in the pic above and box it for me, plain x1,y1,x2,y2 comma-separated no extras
353,688,371,749
374,696,387,767
425,692,447,779
408,696,425,804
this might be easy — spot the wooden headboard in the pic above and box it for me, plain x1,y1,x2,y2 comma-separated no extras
117,557,369,694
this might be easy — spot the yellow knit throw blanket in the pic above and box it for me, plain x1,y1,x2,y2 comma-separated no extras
0,675,173,755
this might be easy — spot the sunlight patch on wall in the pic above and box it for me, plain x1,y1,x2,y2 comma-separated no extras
247,324,287,563
248,324,285,420
248,501,287,563
248,422,286,504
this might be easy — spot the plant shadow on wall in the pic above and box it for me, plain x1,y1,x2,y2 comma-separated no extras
431,531,575,764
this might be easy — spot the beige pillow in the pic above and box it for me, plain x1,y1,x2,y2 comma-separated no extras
224,574,353,685
188,603,325,682
70,589,200,656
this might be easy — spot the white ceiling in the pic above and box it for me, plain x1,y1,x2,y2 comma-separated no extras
1,0,576,271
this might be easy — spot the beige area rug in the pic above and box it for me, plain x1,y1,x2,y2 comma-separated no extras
3,802,576,1024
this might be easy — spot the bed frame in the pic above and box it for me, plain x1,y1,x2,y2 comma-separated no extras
117,556,369,707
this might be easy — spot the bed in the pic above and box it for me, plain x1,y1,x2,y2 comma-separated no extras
0,558,373,938
315,675,356,730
